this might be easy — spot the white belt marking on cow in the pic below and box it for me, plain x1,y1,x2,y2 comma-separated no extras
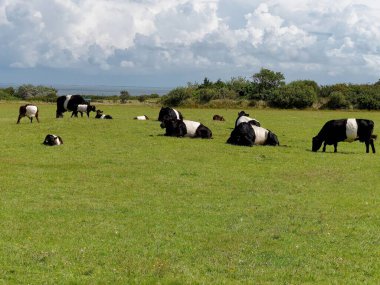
236,116,259,126
100,114,106,119
183,120,200,137
136,115,146,120
252,125,269,145
173,109,180,120
345,118,358,142
77,104,88,112
63,95,72,110
25,105,37,117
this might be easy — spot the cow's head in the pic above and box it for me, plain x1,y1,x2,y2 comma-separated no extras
238,111,249,117
312,136,322,152
89,105,96,112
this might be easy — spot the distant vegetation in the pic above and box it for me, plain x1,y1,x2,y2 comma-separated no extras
160,68,380,110
2,69,380,109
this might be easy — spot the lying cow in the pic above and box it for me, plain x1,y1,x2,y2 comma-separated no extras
56,94,91,118
235,111,260,127
17,104,39,124
158,107,183,122
95,110,113,119
213,115,225,121
161,119,212,139
43,134,63,146
71,104,96,118
227,122,279,146
312,118,377,153
134,115,149,120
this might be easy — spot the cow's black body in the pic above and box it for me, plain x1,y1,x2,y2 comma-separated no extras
312,119,377,153
56,95,88,118
227,122,279,147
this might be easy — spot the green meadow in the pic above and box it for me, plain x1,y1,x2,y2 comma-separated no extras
0,102,379,284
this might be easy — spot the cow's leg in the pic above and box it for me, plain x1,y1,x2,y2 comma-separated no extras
365,141,370,153
30,117,33,123
370,139,376,153
334,143,338,153
35,112,39,123
322,142,327,152
16,115,22,124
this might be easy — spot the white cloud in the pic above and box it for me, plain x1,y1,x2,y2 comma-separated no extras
1,0,380,85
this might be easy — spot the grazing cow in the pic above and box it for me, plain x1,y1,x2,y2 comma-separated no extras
158,107,183,122
227,122,279,146
95,110,113,119
235,111,260,127
56,95,92,118
161,119,212,139
17,104,39,124
213,115,225,121
312,118,377,153
71,104,96,118
134,115,149,120
43,134,63,146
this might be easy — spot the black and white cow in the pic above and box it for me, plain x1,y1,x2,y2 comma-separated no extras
56,95,92,118
17,104,39,124
134,115,149,120
95,110,113,119
227,122,279,146
213,114,225,121
235,111,260,127
161,119,212,139
312,118,377,153
43,134,63,146
158,107,183,122
71,104,96,118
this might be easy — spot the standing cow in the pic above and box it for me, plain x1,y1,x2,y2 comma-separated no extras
312,118,377,153
235,111,260,127
227,122,279,146
71,104,96,118
161,119,212,139
56,95,93,118
17,104,39,124
158,107,183,122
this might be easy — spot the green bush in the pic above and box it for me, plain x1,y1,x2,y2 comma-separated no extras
326,91,350,109
267,82,317,109
160,87,193,107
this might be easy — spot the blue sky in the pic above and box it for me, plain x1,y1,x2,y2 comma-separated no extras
1,0,380,87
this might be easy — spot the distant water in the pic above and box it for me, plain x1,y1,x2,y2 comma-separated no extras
0,83,172,96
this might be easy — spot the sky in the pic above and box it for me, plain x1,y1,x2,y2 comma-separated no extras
1,0,380,87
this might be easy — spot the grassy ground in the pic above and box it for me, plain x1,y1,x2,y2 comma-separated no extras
0,102,379,284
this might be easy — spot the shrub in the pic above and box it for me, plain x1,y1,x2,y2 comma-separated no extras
160,87,193,107
326,91,350,109
267,82,317,109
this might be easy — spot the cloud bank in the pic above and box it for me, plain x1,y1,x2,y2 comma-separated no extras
1,0,380,86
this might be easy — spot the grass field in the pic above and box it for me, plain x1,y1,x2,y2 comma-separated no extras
0,102,379,284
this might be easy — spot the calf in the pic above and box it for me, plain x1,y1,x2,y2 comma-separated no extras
227,122,279,146
134,115,149,120
43,134,63,146
95,110,113,119
71,104,96,118
56,94,89,118
17,104,39,124
158,107,183,122
213,114,225,121
312,118,377,153
161,119,212,139
235,111,260,127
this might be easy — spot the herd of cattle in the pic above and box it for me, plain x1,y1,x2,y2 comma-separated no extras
16,94,377,153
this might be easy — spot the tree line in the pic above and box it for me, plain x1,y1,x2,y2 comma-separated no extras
2,68,380,109
161,68,380,110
